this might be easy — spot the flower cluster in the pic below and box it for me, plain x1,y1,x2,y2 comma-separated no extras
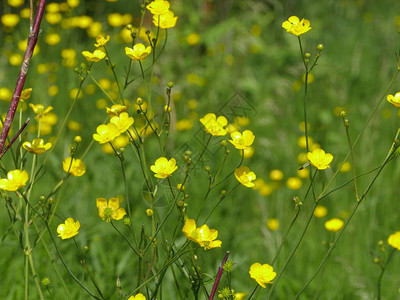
182,219,222,250
146,0,178,29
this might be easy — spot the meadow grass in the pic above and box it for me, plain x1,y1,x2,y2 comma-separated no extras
1,0,400,299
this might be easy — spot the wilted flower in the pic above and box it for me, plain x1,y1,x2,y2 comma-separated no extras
249,263,276,288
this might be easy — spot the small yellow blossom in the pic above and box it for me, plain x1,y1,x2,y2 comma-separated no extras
314,205,328,218
110,112,134,133
106,104,128,117
297,136,313,149
8,0,24,7
0,87,12,102
234,293,247,300
96,197,127,222
62,157,86,176
388,231,400,251
243,146,254,158
186,33,200,46
282,16,311,36
307,148,333,170
229,130,255,150
57,218,80,240
234,166,256,188
199,113,228,136
146,0,170,15
387,92,400,108
340,161,352,172
286,177,302,190
94,34,110,47
297,168,309,178
153,10,178,29
146,209,153,217
249,263,276,288
81,50,106,62
29,103,53,117
324,218,344,232
93,123,121,144
150,157,178,178
127,293,146,300
182,219,222,250
1,14,20,27
267,218,279,231
23,138,52,154
125,44,152,61
0,169,29,191
45,33,61,45
20,88,33,101
269,169,284,181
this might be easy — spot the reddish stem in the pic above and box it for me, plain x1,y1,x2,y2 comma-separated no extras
0,0,47,153
209,251,230,300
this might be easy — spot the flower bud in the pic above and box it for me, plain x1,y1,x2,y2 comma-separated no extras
74,135,82,143
317,43,324,51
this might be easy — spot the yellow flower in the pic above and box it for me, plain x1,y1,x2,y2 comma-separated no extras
94,34,110,47
20,88,33,101
29,103,53,118
146,0,170,15
200,113,228,136
339,161,351,173
62,157,86,176
153,10,178,29
146,209,153,217
286,177,302,190
249,263,276,288
307,148,333,170
182,219,222,250
45,33,61,45
93,123,121,144
110,112,134,133
96,197,127,222
267,218,279,231
186,33,200,46
127,293,146,300
0,169,29,191
1,14,20,27
229,130,255,150
269,169,284,181
8,0,24,7
150,157,178,178
22,138,52,154
234,166,256,188
81,50,106,62
388,231,400,251
282,16,311,36
387,92,400,108
234,293,247,300
125,44,152,61
324,218,344,232
57,218,80,240
106,104,128,117
313,205,327,218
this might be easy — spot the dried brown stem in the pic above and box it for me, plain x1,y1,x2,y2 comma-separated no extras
0,0,47,153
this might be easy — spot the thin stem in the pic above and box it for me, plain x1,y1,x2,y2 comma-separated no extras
377,248,396,300
209,251,230,300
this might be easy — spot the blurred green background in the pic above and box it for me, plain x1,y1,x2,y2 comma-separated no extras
1,0,400,299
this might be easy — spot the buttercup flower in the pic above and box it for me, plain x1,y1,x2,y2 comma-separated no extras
23,138,52,154
324,218,344,232
96,197,127,222
267,218,279,231
29,103,53,118
110,112,134,133
93,123,121,144
81,50,106,62
153,10,178,29
182,219,222,250
62,157,86,176
125,44,152,61
387,92,400,108
200,113,228,136
234,166,256,187
229,130,255,150
106,104,128,117
314,205,328,218
150,157,178,178
0,169,29,191
146,0,170,15
127,293,146,300
388,231,400,251
282,16,311,36
20,88,33,101
249,263,276,288
94,34,110,47
57,218,80,240
307,148,333,170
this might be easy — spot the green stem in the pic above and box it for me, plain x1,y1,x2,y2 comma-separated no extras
377,248,396,300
